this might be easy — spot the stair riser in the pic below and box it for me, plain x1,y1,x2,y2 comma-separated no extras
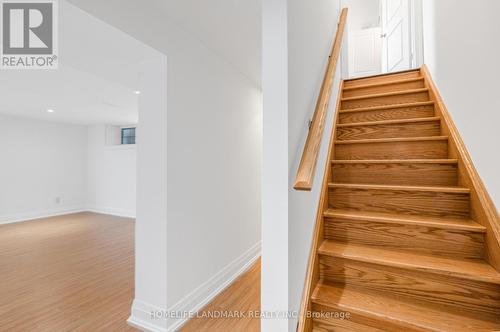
342,80,425,98
339,105,435,124
332,162,458,186
337,120,441,141
342,91,429,110
313,316,387,332
319,256,500,315
328,187,470,218
324,218,484,259
344,71,421,88
311,303,424,332
335,139,448,160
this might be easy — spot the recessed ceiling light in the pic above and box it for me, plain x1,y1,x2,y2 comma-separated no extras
47,109,55,113
134,90,141,95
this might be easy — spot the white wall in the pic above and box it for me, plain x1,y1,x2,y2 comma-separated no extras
164,23,262,332
262,0,289,331
0,115,87,223
288,1,341,331
130,57,168,331
87,125,137,218
262,0,342,331
0,116,138,224
422,0,500,208
64,3,263,332
343,0,380,30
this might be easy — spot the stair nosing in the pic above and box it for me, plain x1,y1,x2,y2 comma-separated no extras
339,101,435,114
335,136,448,145
341,88,429,102
331,159,458,164
342,77,425,92
337,116,440,128
318,240,500,285
323,209,486,232
328,183,470,194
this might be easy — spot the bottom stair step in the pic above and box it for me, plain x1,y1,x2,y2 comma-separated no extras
311,283,500,332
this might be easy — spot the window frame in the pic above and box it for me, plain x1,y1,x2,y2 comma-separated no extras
121,127,136,145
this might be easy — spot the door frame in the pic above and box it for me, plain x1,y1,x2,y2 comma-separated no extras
410,0,424,68
340,0,424,79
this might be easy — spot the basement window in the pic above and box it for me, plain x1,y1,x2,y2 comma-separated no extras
121,127,136,145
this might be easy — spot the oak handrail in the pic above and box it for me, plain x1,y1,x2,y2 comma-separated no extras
293,8,348,191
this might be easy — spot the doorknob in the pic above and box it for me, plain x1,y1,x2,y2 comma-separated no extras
380,33,387,38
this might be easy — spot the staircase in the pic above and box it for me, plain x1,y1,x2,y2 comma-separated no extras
302,68,500,331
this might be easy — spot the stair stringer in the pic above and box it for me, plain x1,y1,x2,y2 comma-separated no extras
297,80,344,332
421,65,500,271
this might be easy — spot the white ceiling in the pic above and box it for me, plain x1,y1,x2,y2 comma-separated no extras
0,0,262,125
59,0,160,91
0,64,139,125
0,1,160,125
67,0,262,87
150,0,262,86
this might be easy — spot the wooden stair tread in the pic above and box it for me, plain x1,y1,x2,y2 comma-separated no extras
311,283,500,331
332,159,458,164
318,241,500,284
323,209,486,232
342,77,425,91
328,183,470,194
337,116,440,128
335,136,448,145
341,88,429,102
339,101,434,114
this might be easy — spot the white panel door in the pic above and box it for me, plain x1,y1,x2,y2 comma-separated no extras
381,0,411,73
348,28,382,79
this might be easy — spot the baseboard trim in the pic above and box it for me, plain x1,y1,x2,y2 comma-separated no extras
0,206,86,225
128,300,167,332
86,206,136,219
0,206,136,226
166,241,261,332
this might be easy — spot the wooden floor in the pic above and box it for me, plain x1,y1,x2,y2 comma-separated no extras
0,212,137,332
180,259,261,332
0,212,262,332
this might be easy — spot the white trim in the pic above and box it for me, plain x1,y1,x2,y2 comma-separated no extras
128,300,168,332
166,241,261,332
410,0,424,68
104,144,137,151
0,207,135,225
86,206,136,219
0,206,86,225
